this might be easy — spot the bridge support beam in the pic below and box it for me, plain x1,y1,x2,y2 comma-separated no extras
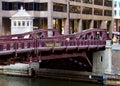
92,40,112,74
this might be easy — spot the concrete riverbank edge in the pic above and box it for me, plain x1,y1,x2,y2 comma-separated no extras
34,68,103,83
1,67,120,85
34,69,120,86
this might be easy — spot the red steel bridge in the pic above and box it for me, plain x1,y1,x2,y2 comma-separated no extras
0,28,108,71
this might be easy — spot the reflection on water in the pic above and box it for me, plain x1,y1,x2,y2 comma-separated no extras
0,75,104,86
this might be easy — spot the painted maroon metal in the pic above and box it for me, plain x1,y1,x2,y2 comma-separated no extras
0,28,107,52
0,28,107,66
0,39,105,52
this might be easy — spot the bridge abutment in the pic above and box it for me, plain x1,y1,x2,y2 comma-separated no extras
93,40,112,74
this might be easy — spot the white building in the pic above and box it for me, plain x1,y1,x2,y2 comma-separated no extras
10,6,34,34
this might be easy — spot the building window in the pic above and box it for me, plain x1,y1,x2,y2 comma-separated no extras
82,0,92,4
114,10,117,16
2,2,48,11
27,21,29,26
14,21,16,26
40,3,48,11
119,2,120,8
12,2,18,10
70,0,81,2
94,20,101,28
39,18,47,29
100,56,103,62
53,3,81,13
25,2,48,11
94,0,103,5
104,10,112,16
82,7,92,14
119,10,120,16
22,21,25,26
114,1,117,7
70,5,81,13
2,2,9,10
33,2,40,11
26,2,34,11
94,8,103,16
30,21,33,26
18,21,21,26
53,3,67,12
104,0,112,7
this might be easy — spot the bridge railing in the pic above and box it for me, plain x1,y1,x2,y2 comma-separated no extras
0,39,35,51
0,39,106,52
0,28,107,52
37,39,106,47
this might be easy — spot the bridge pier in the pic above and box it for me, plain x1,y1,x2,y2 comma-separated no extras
29,62,40,69
28,62,41,76
92,40,112,74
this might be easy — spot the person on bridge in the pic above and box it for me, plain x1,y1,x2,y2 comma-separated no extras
112,35,118,44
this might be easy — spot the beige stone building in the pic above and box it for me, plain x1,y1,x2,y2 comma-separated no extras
0,0,113,37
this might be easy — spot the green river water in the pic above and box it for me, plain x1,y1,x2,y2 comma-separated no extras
0,75,104,86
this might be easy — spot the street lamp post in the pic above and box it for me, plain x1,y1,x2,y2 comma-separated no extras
67,0,70,34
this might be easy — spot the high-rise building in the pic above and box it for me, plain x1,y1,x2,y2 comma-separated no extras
0,0,113,37
114,0,120,32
